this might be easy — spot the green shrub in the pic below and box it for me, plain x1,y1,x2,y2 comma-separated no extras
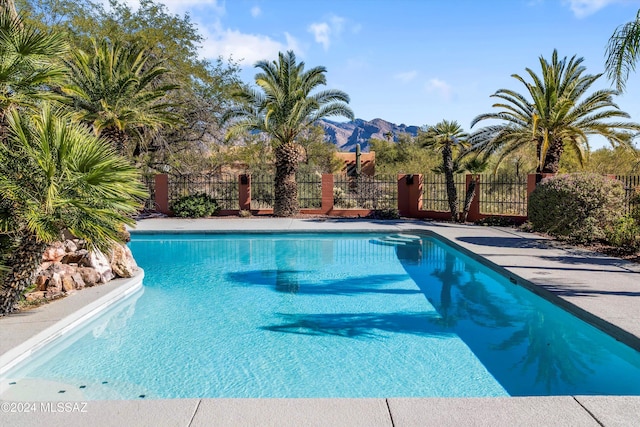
528,174,625,243
170,193,220,218
367,208,400,220
605,216,640,250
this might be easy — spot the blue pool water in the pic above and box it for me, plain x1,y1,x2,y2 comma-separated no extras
3,232,640,399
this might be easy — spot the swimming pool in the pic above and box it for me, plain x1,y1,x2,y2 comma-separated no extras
2,232,640,399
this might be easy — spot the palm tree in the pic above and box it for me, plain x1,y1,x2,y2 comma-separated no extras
224,50,354,217
460,157,488,223
0,104,147,315
471,50,640,174
0,8,67,121
605,10,640,92
421,120,469,221
60,38,179,156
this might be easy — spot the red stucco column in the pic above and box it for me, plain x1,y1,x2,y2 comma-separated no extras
321,174,334,214
154,174,169,215
239,174,251,211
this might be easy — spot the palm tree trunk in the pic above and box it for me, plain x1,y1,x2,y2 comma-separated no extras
541,141,564,173
273,142,300,217
443,144,458,221
0,232,47,316
101,127,130,156
461,177,478,223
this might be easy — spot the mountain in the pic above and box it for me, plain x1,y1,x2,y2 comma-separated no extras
318,118,420,152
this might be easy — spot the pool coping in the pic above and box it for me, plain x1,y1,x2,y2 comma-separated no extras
1,218,640,426
0,271,144,376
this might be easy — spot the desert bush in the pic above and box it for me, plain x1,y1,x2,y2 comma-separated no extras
528,174,625,243
605,216,640,250
171,193,220,218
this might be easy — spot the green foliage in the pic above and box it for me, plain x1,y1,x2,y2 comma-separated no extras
298,125,342,174
0,103,147,250
366,208,400,220
18,0,242,173
0,8,67,113
61,38,180,155
586,146,640,174
370,135,439,174
170,193,220,218
528,174,626,243
472,50,640,174
605,215,640,250
605,9,640,92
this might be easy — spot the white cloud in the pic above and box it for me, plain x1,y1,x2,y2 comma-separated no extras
308,22,331,50
308,15,346,50
198,22,301,66
394,71,418,83
425,78,453,101
564,0,620,18
250,6,261,18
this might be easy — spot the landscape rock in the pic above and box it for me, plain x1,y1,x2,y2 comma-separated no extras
61,248,88,264
25,291,46,302
64,239,78,253
77,267,101,287
109,244,137,278
42,242,65,262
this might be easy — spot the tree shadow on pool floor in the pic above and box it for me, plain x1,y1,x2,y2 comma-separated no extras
261,311,451,339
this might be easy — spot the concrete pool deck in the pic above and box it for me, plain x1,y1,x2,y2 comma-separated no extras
1,217,640,426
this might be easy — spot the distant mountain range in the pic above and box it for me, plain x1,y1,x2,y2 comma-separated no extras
318,118,420,152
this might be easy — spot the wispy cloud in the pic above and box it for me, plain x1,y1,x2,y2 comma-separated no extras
199,21,300,65
394,71,418,83
425,78,453,101
564,0,621,18
308,15,346,50
250,6,261,18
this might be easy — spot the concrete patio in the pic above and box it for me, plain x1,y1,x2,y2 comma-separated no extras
1,218,640,426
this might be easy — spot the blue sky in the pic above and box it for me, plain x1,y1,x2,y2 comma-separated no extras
120,0,640,149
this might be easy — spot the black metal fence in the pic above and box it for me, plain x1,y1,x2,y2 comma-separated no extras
141,175,156,210
421,174,466,212
478,174,528,216
297,173,322,209
333,174,397,209
168,174,239,210
616,175,640,214
250,174,274,209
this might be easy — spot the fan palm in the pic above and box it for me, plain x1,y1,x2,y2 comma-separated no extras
223,50,354,217
605,9,640,92
471,50,640,174
421,120,469,221
0,104,147,315
0,8,67,119
60,38,179,156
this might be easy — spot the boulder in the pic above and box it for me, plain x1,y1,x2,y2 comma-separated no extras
77,267,101,287
109,244,137,278
35,274,49,291
61,249,88,264
79,250,113,283
25,291,47,302
42,242,65,262
45,272,63,298
64,239,78,253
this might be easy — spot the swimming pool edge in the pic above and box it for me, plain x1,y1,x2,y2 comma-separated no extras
0,270,144,376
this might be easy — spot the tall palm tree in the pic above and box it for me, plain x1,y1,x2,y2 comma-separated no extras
0,104,147,315
60,38,179,156
471,50,640,174
0,8,67,121
605,9,640,92
421,120,469,221
224,50,354,217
